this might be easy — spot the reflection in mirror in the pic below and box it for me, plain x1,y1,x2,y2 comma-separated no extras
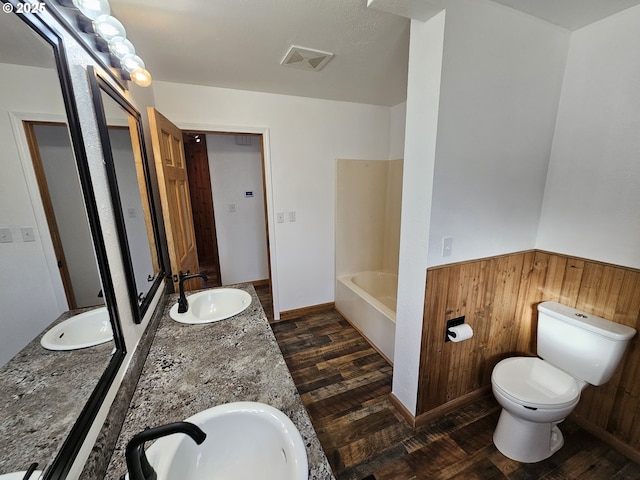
0,8,124,479
89,68,164,324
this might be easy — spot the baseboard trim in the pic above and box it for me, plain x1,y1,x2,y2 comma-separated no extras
279,302,335,321
414,387,492,429
570,412,640,464
389,393,416,428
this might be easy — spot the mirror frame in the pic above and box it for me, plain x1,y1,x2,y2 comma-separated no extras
88,66,165,324
3,3,127,479
42,0,127,90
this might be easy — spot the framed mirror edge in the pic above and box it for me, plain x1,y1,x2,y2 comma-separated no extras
88,65,165,325
5,5,127,479
42,0,128,91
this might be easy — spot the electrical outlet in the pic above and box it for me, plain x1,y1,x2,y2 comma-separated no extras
288,211,296,222
442,236,453,257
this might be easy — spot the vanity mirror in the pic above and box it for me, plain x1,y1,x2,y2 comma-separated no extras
88,67,164,324
0,4,125,479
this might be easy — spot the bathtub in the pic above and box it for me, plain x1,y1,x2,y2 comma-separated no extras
335,271,397,363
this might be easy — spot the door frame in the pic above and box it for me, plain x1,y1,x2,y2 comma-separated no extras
177,122,280,319
9,111,70,312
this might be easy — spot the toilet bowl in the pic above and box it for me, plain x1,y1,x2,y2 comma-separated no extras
491,357,582,462
490,301,636,463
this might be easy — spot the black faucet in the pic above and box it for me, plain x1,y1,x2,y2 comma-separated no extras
124,422,206,480
177,272,208,313
22,463,38,480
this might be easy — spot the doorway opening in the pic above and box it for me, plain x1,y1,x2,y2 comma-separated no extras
23,121,103,310
182,130,272,316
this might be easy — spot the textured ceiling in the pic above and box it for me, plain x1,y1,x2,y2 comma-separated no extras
109,0,411,106
490,0,640,30
6,1,640,106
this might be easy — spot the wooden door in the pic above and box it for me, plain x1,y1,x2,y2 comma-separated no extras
148,108,200,292
183,133,222,287
24,121,77,309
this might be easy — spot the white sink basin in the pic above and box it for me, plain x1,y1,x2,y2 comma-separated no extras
0,471,42,479
145,402,308,480
169,288,252,324
40,307,113,351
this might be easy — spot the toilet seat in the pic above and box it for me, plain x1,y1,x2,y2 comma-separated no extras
492,357,581,410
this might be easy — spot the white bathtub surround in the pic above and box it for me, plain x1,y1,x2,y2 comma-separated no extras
335,271,397,363
335,158,403,363
335,159,403,277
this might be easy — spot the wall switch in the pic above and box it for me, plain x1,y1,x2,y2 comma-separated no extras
276,212,285,223
228,203,236,213
288,211,296,222
0,228,12,243
442,236,453,257
127,208,137,218
21,227,36,242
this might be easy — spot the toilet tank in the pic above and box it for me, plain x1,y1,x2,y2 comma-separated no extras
537,301,636,386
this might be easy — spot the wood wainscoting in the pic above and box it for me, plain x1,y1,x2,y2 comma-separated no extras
416,250,640,458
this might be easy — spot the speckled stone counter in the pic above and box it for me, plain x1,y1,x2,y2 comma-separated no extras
0,307,113,474
104,284,335,480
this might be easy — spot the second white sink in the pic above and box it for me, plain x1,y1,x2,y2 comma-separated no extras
169,288,252,324
144,402,308,480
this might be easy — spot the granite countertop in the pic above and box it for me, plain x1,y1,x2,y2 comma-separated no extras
105,283,335,480
0,307,113,474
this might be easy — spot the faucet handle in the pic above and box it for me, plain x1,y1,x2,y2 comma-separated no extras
125,422,206,480
22,463,38,480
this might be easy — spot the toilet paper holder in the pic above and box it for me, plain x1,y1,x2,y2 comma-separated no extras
445,316,465,342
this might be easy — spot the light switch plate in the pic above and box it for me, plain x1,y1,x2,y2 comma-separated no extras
21,227,36,242
0,228,12,243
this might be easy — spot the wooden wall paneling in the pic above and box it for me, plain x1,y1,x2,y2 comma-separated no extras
513,251,537,355
417,249,640,457
573,262,630,428
558,256,584,303
419,266,450,410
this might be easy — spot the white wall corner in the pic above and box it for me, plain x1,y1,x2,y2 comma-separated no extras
392,12,446,416
367,0,446,22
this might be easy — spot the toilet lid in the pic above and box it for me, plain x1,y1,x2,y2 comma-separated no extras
492,357,581,409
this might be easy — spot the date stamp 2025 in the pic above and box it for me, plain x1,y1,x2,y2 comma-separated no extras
3,2,47,14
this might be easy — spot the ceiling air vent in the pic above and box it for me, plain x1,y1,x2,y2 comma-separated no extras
281,45,333,72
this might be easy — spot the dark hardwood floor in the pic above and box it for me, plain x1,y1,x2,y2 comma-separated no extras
265,295,640,480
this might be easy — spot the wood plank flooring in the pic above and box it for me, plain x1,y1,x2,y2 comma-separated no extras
267,301,640,480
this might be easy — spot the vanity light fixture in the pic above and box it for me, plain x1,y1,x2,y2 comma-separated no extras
72,0,110,20
129,67,152,87
54,0,153,87
93,14,126,41
121,53,144,73
108,36,136,59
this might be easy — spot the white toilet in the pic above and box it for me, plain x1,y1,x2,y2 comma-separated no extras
491,301,636,463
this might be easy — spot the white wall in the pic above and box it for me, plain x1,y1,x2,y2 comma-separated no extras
389,101,406,159
536,5,640,269
392,12,446,414
207,133,269,284
0,63,69,366
152,82,391,312
34,124,102,308
426,0,570,266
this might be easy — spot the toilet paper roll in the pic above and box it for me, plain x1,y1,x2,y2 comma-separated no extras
447,323,473,343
